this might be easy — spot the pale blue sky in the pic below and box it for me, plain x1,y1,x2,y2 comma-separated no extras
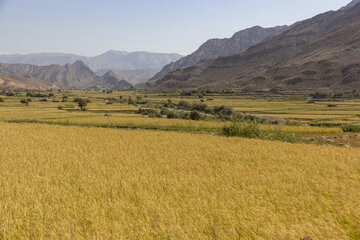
0,0,351,56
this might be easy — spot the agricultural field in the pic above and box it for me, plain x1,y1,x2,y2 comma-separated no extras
0,90,358,143
0,122,360,239
0,90,360,239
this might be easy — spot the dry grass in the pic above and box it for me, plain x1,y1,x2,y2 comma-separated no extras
0,122,359,239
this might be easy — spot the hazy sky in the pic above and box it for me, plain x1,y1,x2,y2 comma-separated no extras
0,0,352,56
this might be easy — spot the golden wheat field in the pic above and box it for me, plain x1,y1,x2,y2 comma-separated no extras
0,122,359,239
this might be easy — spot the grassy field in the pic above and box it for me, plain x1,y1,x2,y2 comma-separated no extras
0,122,359,239
0,93,347,134
0,91,360,239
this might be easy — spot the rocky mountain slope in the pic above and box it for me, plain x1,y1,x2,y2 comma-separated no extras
0,51,182,84
0,51,182,71
146,1,360,94
96,68,160,85
150,25,289,81
0,61,133,90
0,73,56,90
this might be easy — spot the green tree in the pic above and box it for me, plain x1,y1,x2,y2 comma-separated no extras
20,99,30,107
77,98,88,110
190,111,201,120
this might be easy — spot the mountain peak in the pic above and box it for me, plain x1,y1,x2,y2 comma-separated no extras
343,0,360,9
72,60,87,66
102,70,118,78
149,25,289,81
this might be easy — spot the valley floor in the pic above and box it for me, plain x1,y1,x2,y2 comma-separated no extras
0,122,359,239
0,91,359,239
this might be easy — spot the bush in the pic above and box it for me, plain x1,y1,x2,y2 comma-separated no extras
192,103,208,112
342,124,360,132
40,98,48,102
0,98,3,102
213,106,233,116
138,108,161,118
167,111,178,119
178,100,192,110
190,111,201,120
223,121,261,138
160,108,170,116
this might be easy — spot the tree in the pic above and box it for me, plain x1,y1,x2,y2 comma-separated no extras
20,99,30,107
77,98,88,110
190,111,201,120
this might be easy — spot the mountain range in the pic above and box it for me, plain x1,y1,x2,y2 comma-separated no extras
145,0,360,94
1,0,359,93
0,51,182,84
0,61,133,90
151,25,289,81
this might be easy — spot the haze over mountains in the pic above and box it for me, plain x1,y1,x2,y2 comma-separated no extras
1,0,359,93
151,25,289,81
0,51,182,84
0,61,133,90
146,0,360,94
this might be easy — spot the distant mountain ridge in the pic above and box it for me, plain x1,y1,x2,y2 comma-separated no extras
96,68,160,85
150,25,289,81
0,60,133,90
0,51,182,71
146,1,360,94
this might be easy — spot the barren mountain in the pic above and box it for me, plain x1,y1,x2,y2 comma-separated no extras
0,73,56,90
96,68,160,85
146,1,360,94
0,51,182,71
0,61,133,90
151,25,289,81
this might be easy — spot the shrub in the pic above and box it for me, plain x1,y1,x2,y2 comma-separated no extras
0,98,3,102
138,108,161,118
192,103,208,112
57,106,63,110
178,100,192,110
167,111,178,119
223,121,261,138
342,124,360,132
190,111,201,121
213,106,233,116
160,108,170,116
40,98,48,102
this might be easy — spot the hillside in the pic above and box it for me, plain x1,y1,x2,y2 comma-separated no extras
0,51,182,84
150,25,289,81
0,61,133,90
0,51,182,71
0,73,56,90
146,2,360,94
96,68,160,85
